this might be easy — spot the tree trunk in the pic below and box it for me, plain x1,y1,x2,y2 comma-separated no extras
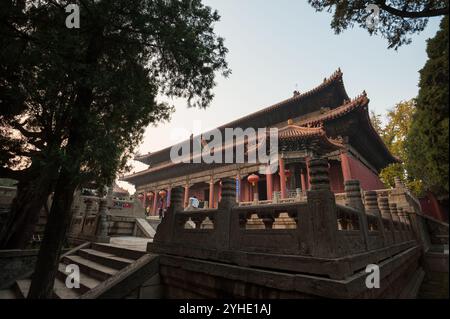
0,174,54,249
27,32,100,298
27,168,77,299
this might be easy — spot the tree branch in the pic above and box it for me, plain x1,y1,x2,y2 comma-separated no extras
376,1,449,18
11,121,45,140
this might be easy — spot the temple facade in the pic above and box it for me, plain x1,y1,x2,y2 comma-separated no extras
122,69,398,215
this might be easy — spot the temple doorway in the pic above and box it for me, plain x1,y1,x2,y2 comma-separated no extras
258,179,268,200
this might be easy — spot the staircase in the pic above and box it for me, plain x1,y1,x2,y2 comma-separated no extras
0,242,159,299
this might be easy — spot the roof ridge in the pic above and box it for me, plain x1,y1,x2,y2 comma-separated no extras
300,91,369,127
228,68,344,124
135,69,346,162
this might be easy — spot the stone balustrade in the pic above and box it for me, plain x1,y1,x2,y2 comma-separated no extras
238,189,307,207
68,192,143,244
149,157,421,280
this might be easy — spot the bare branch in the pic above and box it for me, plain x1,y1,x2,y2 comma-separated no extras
376,1,449,18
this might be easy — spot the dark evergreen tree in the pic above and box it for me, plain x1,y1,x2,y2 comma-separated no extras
406,16,449,197
1,0,230,298
308,0,449,49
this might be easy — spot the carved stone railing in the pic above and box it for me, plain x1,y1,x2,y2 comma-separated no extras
231,202,306,255
0,186,17,234
0,186,16,208
423,215,449,247
238,189,307,207
150,158,419,280
68,195,112,243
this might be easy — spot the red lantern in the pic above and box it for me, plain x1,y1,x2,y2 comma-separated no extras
147,191,154,198
159,190,167,198
247,174,260,186
137,193,144,200
285,170,292,178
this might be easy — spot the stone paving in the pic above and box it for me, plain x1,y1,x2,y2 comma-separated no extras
108,237,152,252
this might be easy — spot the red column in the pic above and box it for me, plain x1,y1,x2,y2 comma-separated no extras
266,166,273,200
340,151,352,182
184,184,190,208
209,179,215,209
300,168,307,192
236,176,241,203
152,191,158,216
167,188,171,208
279,158,287,199
305,157,311,190
143,192,147,210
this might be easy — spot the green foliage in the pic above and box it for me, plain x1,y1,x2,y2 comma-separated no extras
382,100,415,160
406,16,449,197
370,100,425,196
0,0,230,189
308,1,449,49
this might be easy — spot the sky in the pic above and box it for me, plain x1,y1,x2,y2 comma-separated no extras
118,0,442,193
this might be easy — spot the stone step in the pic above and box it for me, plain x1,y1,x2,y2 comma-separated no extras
62,255,118,281
146,219,161,231
52,278,81,299
399,268,425,299
0,288,18,299
78,249,134,270
57,263,101,294
14,279,31,299
91,243,146,260
135,218,156,238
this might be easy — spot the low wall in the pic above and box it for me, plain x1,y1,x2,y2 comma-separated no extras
158,245,422,299
0,186,16,209
0,249,38,289
108,216,136,237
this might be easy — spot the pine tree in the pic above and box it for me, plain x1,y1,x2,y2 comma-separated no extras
406,16,449,197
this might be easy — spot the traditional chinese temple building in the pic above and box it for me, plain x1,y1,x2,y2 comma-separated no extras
122,69,399,215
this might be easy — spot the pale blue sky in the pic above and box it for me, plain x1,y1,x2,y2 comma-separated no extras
121,0,442,190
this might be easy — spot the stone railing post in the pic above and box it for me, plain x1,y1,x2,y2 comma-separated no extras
365,191,386,246
68,190,82,235
389,202,402,242
391,178,431,248
95,198,110,243
378,196,396,242
170,186,184,212
273,191,280,204
296,188,302,201
345,180,369,250
306,158,339,258
397,207,407,231
397,207,411,241
217,178,236,250
80,198,93,234
152,186,183,245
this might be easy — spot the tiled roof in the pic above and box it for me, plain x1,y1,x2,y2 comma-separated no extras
278,125,326,139
299,92,369,127
278,124,344,152
134,69,347,164
112,183,129,195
